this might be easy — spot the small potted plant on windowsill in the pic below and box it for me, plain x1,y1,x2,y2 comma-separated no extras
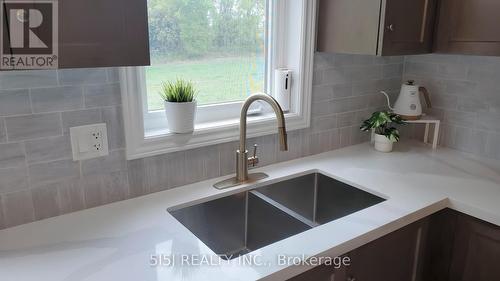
159,79,198,134
360,111,405,153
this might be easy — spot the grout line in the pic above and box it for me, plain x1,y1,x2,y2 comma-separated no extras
78,86,85,111
22,154,75,168
0,102,121,119
1,132,66,144
82,85,87,108
0,80,115,93
55,69,60,86
27,89,34,114
27,188,36,224
0,111,60,118
0,194,5,230
22,139,33,191
1,118,7,143
58,112,64,136
0,183,32,196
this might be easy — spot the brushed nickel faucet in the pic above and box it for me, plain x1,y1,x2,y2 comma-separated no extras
214,93,288,189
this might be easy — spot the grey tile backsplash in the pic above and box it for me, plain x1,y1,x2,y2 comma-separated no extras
0,53,405,230
30,86,84,113
0,118,6,143
0,89,32,116
403,54,500,159
0,143,25,169
5,113,62,141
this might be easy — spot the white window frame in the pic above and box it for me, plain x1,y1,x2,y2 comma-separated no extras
120,0,316,160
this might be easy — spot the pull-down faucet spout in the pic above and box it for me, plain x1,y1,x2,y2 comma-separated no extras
214,93,288,189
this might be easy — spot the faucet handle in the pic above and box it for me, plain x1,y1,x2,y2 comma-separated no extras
248,144,259,167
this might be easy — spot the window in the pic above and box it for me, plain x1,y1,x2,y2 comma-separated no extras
146,0,267,110
121,0,316,160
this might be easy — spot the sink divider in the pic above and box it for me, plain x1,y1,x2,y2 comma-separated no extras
244,192,249,247
312,173,319,223
249,190,319,228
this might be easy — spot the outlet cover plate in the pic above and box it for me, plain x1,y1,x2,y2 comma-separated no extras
70,123,109,161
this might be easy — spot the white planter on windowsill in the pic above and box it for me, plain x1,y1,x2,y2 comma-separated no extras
373,133,394,153
164,101,197,133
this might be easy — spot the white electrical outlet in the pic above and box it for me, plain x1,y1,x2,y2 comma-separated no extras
70,123,109,160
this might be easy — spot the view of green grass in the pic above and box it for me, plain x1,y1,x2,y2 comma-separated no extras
146,56,265,110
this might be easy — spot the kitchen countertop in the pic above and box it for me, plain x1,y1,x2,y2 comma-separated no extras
1,140,499,281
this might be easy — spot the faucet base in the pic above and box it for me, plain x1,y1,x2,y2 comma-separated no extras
213,172,268,190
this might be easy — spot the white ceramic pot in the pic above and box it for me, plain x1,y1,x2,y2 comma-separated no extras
164,101,197,133
373,133,394,153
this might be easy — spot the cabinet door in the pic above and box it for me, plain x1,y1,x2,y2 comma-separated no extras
346,219,429,281
420,209,457,281
59,0,150,68
1,0,150,69
381,0,437,56
448,215,500,281
316,0,382,55
435,0,500,55
287,263,347,281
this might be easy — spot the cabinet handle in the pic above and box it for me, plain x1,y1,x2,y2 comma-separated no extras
386,24,395,32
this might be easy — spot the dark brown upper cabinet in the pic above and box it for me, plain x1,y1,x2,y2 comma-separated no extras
434,0,500,56
317,0,437,56
59,0,150,68
1,0,150,69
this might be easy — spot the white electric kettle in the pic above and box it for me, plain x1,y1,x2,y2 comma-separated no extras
381,80,432,120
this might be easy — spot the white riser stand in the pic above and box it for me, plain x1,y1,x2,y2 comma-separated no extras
405,115,441,149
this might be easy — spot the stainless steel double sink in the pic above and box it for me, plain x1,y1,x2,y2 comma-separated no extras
168,172,385,260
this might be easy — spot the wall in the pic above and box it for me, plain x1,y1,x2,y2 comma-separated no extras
0,53,403,230
403,54,500,160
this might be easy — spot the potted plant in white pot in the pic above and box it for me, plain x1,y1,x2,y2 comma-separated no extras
159,79,198,134
360,111,405,152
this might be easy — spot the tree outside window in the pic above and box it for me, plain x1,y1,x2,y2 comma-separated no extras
146,0,267,110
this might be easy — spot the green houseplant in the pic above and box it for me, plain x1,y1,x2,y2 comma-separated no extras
360,111,405,152
159,79,198,133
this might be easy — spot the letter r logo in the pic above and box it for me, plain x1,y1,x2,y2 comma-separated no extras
9,8,48,48
0,1,58,69
1,2,55,55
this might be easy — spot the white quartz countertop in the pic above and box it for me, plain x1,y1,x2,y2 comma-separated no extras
1,141,500,281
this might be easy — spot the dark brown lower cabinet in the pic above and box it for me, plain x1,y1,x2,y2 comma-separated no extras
289,209,500,281
346,219,429,281
288,219,429,281
447,212,500,281
420,209,457,281
421,209,500,281
287,263,343,281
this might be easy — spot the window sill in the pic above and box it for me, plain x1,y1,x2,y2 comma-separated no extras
145,110,269,138
130,111,308,160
